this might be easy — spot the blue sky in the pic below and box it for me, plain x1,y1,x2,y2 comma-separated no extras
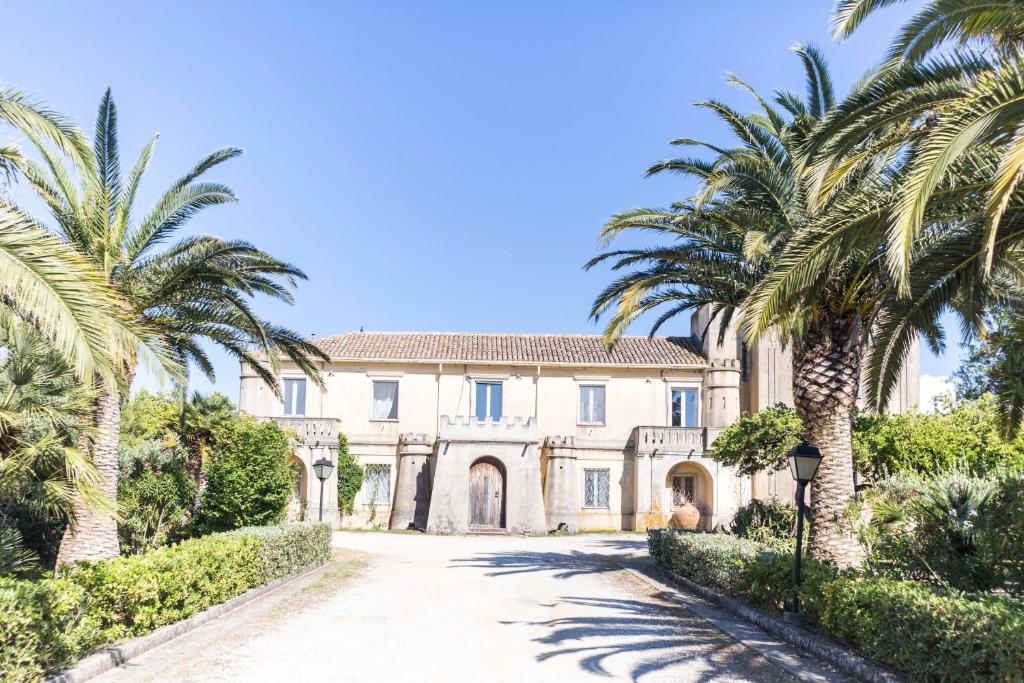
2,1,956,402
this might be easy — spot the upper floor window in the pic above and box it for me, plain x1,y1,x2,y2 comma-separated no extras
371,380,399,420
578,385,606,425
475,381,503,422
671,387,698,427
283,378,306,416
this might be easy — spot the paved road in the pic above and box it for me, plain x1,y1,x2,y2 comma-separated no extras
94,532,849,683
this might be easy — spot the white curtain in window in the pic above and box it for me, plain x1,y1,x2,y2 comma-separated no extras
372,381,398,419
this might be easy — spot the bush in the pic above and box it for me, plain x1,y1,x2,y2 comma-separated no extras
863,471,1024,595
118,441,197,554
649,528,834,620
707,404,803,476
822,578,1024,682
192,416,294,534
0,523,330,682
648,527,1024,680
730,499,798,551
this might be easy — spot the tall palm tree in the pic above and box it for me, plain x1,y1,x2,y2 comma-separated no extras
0,89,148,385
588,47,972,567
9,90,327,565
821,0,1024,433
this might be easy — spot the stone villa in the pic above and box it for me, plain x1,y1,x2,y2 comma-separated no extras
239,307,919,533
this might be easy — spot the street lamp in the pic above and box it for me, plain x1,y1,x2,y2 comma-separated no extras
311,443,335,522
786,442,822,616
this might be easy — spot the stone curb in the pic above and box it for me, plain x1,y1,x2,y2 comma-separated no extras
637,564,903,683
45,559,328,683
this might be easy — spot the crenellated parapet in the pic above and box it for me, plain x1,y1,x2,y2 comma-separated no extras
398,433,434,454
543,435,575,449
438,415,538,444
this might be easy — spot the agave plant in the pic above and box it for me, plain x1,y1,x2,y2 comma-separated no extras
7,89,327,565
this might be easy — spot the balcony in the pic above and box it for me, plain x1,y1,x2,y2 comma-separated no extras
270,417,341,445
631,426,706,456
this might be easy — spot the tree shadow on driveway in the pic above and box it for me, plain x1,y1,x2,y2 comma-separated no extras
506,594,789,681
449,547,792,682
449,549,625,579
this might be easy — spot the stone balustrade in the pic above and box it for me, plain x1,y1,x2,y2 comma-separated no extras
270,417,341,445
632,426,706,455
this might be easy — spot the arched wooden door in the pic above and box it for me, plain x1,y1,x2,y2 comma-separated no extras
469,459,505,528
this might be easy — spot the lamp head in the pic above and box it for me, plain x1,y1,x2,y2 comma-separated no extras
786,443,822,483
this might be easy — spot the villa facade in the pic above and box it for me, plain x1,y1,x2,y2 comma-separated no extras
238,308,919,533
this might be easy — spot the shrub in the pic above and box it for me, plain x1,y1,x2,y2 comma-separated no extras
863,471,1024,595
192,416,294,534
0,523,330,682
730,499,798,551
822,578,1024,682
118,441,197,554
336,433,364,516
707,404,803,476
649,528,835,620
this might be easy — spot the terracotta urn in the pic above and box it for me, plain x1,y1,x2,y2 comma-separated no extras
672,502,700,530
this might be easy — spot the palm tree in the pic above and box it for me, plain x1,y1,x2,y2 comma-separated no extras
0,89,147,385
0,309,106,570
588,47,973,567
8,89,327,565
821,0,1024,433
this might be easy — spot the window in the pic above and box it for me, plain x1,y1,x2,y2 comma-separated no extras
578,385,606,425
672,474,696,506
283,378,306,416
671,387,699,427
583,468,610,508
371,380,399,420
475,381,503,422
364,464,391,504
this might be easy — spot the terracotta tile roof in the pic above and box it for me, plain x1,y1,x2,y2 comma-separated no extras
310,332,706,367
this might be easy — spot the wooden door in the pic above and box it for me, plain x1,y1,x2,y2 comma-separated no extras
469,460,504,528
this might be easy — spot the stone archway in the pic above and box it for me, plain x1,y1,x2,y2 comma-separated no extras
665,461,714,530
469,457,506,529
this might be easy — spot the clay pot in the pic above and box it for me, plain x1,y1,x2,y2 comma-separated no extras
672,502,701,530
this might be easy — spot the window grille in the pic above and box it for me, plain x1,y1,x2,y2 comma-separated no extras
583,468,610,508
364,464,391,504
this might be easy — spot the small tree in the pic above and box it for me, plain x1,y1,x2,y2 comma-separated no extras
191,416,294,534
336,433,364,516
707,405,804,477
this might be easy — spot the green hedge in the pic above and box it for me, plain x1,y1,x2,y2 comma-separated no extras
822,578,1024,683
648,528,833,621
648,528,1024,681
1,523,331,683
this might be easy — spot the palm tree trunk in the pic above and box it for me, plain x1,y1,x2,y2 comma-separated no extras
55,379,125,568
791,317,865,569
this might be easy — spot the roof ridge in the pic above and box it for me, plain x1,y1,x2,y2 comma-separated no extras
315,330,694,339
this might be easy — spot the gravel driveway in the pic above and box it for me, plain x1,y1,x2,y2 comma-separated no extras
93,532,849,682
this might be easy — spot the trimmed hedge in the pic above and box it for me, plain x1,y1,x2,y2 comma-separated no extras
648,528,1024,682
1,523,331,683
822,578,1024,683
648,528,833,621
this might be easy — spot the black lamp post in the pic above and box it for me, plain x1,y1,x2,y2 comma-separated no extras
786,442,822,615
311,443,335,522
